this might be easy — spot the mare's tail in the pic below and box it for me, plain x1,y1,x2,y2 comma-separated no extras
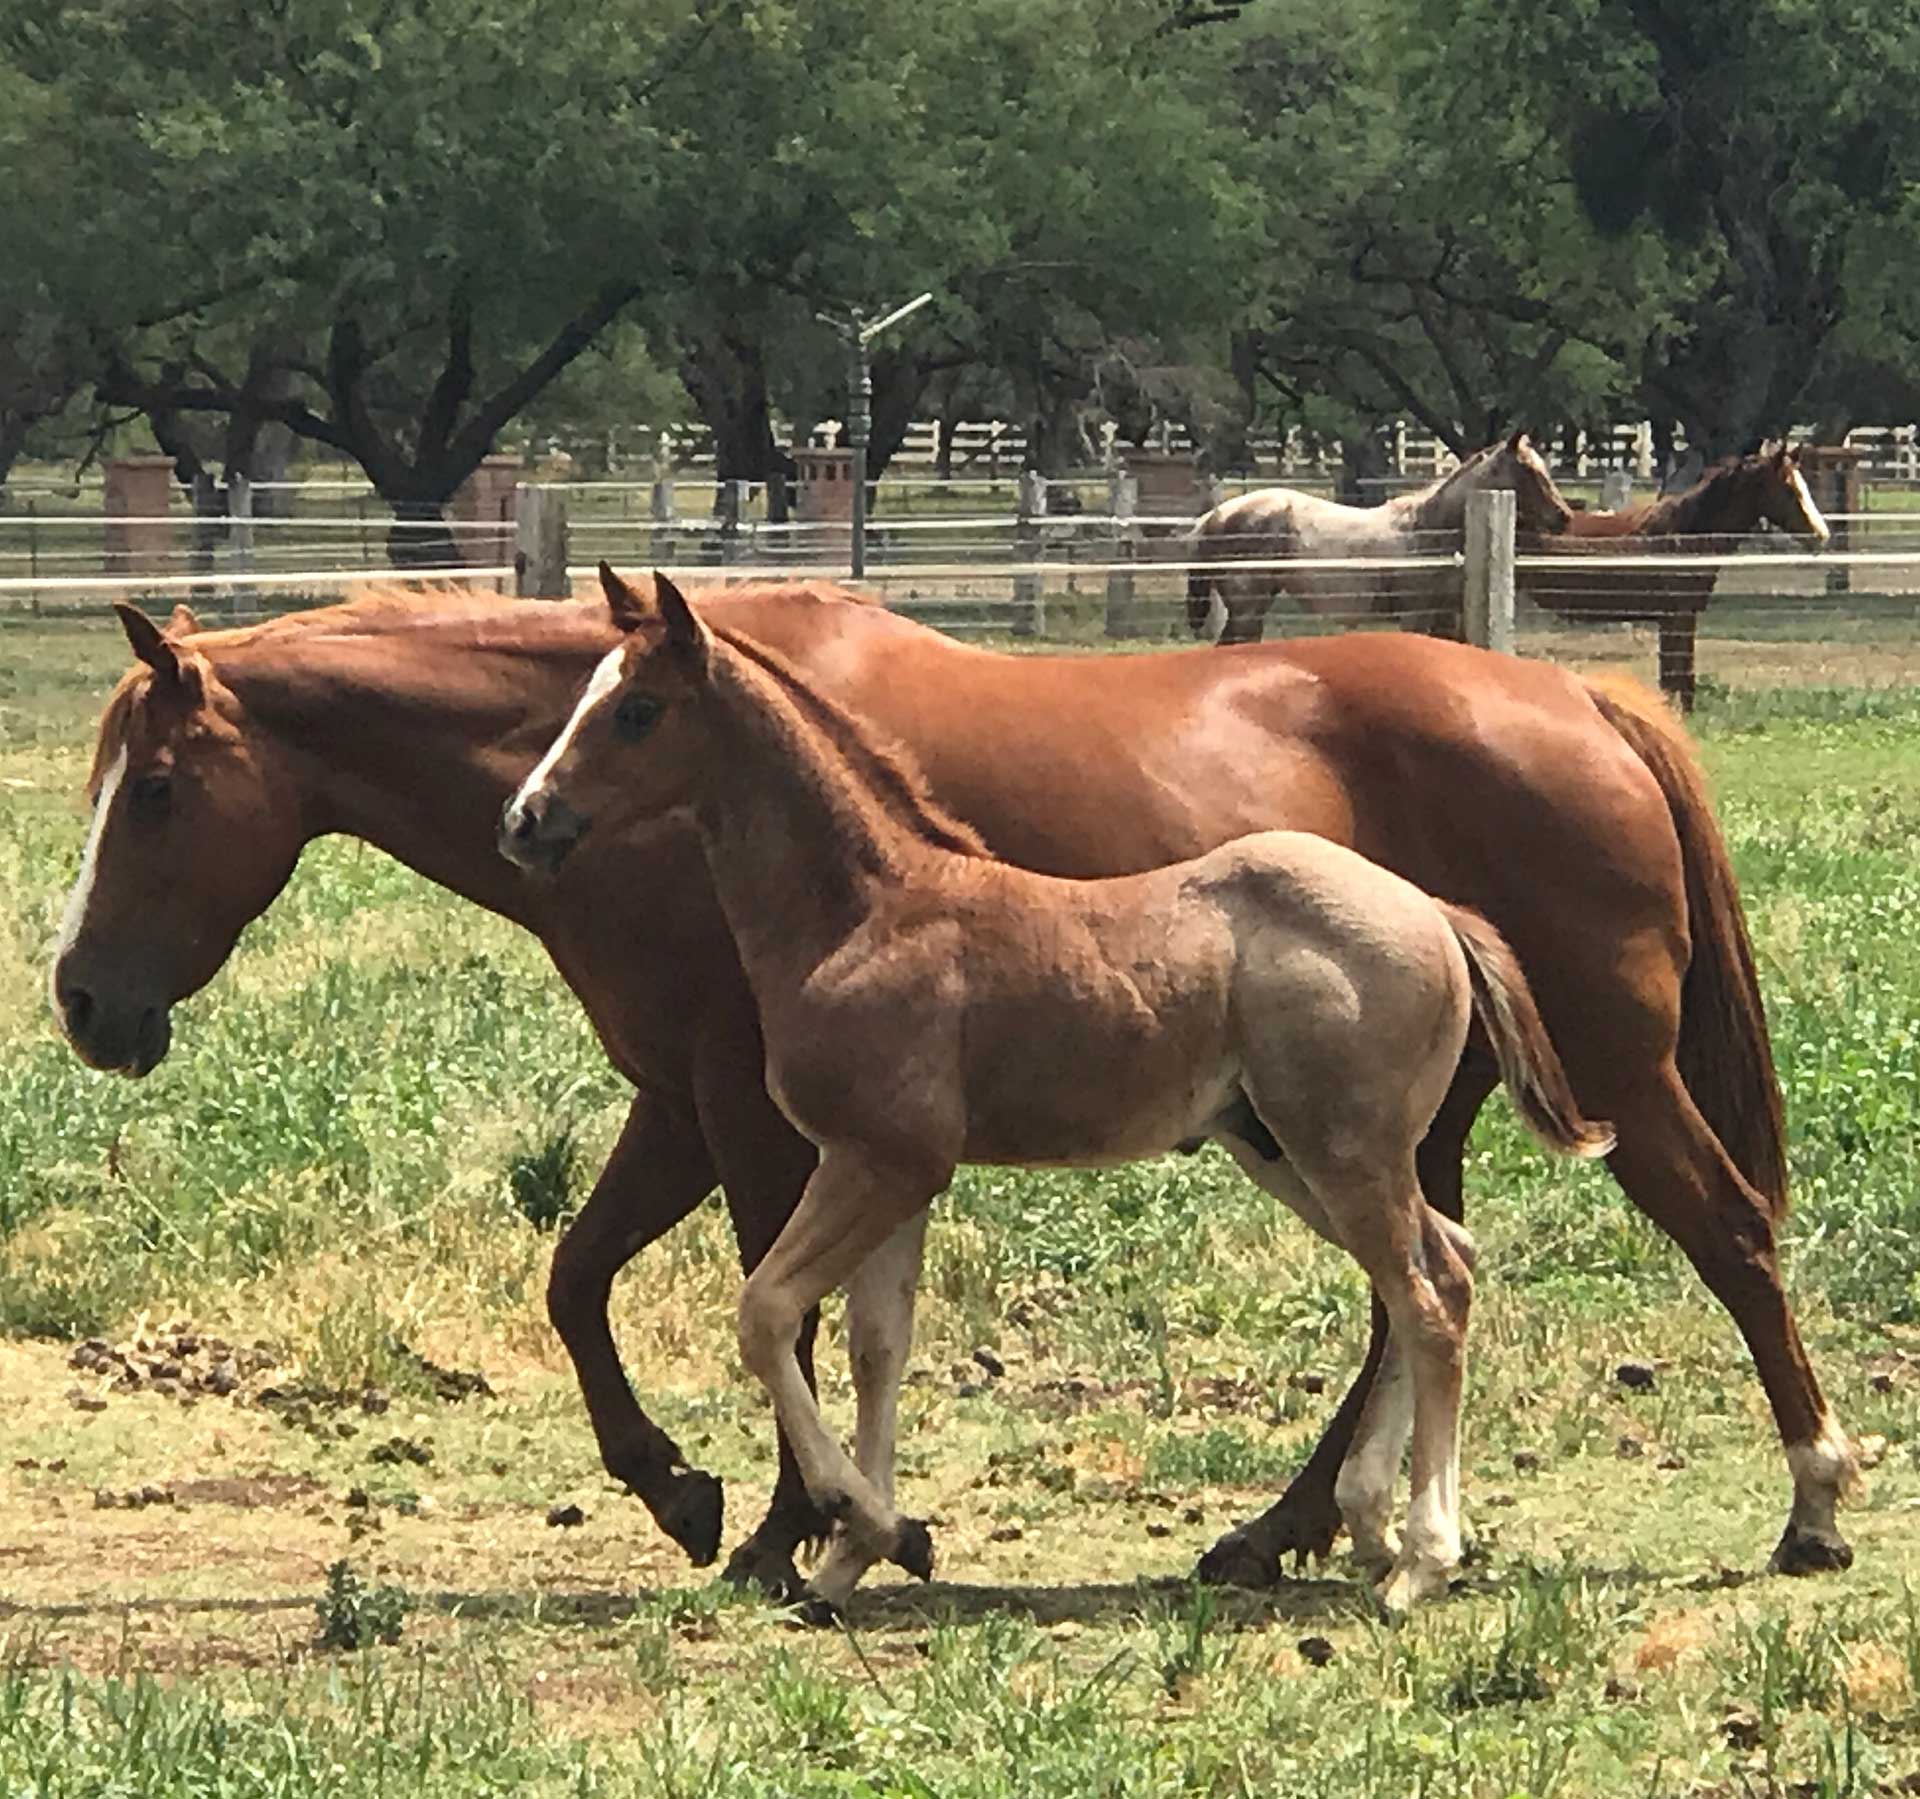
1583,676,1789,1218
1439,903,1617,1160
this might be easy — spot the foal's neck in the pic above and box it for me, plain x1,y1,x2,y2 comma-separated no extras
692,635,984,969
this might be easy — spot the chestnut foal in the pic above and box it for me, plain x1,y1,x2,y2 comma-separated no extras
502,572,1613,1615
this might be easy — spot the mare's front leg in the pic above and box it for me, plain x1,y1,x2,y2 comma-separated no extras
1198,1057,1495,1587
548,1090,728,1564
735,1146,948,1614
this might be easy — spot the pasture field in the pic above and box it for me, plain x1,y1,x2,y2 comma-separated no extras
0,613,1917,1796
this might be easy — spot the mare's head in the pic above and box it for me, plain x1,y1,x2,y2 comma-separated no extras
1691,444,1830,542
499,566,711,874
50,604,307,1074
1454,432,1573,536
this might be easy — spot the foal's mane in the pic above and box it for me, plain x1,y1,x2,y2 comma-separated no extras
708,624,990,859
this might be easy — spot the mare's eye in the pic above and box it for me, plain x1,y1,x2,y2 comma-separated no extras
131,772,173,816
615,693,664,741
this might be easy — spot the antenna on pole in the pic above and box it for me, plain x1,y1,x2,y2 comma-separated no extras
816,292,935,580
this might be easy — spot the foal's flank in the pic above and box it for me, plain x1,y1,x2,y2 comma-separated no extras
501,565,1612,1618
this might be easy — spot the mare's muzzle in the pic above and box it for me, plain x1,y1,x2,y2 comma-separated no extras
50,962,172,1076
498,790,589,874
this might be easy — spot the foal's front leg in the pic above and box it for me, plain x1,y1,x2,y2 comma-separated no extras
735,1146,948,1608
809,1210,931,1610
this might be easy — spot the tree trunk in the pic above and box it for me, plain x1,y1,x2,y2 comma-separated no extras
1337,430,1391,506
679,330,795,524
385,497,460,567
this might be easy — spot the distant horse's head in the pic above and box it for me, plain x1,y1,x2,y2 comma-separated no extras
499,566,709,874
50,605,306,1074
1698,444,1831,543
1466,432,1574,536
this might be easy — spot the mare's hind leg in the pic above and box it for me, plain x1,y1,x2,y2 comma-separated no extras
1605,1060,1855,1571
809,1211,931,1610
735,1147,948,1600
1198,1059,1496,1587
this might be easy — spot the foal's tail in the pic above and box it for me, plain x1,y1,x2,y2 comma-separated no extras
1439,903,1617,1160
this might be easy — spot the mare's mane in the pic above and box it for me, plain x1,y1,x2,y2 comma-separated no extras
1599,454,1778,537
708,624,990,859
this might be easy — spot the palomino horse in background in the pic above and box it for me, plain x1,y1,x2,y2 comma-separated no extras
1185,433,1572,644
1521,445,1831,709
500,570,1616,1617
53,579,1855,1596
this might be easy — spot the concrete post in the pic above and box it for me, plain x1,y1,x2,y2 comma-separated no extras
1463,488,1516,654
515,484,571,598
1104,471,1140,639
1012,468,1047,638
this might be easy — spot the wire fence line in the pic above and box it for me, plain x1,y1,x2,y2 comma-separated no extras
3,481,1917,704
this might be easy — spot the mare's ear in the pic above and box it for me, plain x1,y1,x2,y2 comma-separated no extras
1774,442,1798,468
167,602,200,636
599,562,657,634
1507,428,1528,453
654,571,712,676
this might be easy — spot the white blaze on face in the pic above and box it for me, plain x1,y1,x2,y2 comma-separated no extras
512,646,626,816
55,746,127,960
1788,464,1832,544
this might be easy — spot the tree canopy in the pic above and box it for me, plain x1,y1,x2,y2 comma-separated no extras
5,0,1919,501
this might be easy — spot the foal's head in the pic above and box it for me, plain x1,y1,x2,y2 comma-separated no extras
499,566,711,874
51,604,307,1074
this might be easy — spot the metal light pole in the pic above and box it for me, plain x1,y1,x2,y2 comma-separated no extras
817,291,932,578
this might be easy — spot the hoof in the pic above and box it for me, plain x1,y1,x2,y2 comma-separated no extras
1195,1528,1279,1591
892,1517,935,1583
792,1589,843,1630
721,1538,806,1604
1768,1522,1854,1577
653,1468,724,1568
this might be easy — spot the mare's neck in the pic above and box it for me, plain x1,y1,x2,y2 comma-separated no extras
212,618,606,926
690,645,942,981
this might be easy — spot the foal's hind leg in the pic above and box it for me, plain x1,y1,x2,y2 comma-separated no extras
735,1146,947,1601
809,1211,931,1609
1198,1059,1496,1587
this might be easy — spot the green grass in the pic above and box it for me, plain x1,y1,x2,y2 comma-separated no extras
0,617,1917,1795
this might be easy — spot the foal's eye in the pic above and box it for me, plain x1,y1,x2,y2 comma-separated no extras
130,772,173,816
615,693,664,741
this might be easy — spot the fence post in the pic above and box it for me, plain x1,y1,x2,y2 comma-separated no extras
1103,471,1139,639
1012,468,1047,638
227,473,255,614
649,470,676,569
716,480,749,566
514,483,571,598
1463,488,1516,654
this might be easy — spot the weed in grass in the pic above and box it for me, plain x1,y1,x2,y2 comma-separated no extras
315,1559,413,1651
508,1123,582,1232
1148,1578,1234,1695
1145,1423,1294,1487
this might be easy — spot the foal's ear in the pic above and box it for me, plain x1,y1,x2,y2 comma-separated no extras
1507,428,1529,453
1774,442,1799,469
655,571,711,675
167,603,200,637
115,602,183,681
599,562,658,634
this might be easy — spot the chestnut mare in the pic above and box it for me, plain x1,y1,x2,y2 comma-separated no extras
1522,445,1830,710
500,571,1615,1616
52,580,1855,1594
1184,433,1572,645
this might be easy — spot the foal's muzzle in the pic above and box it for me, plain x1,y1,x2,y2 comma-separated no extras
498,790,589,874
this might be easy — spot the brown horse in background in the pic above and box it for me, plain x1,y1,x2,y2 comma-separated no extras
1520,445,1831,708
1185,434,1572,644
52,580,1855,1595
